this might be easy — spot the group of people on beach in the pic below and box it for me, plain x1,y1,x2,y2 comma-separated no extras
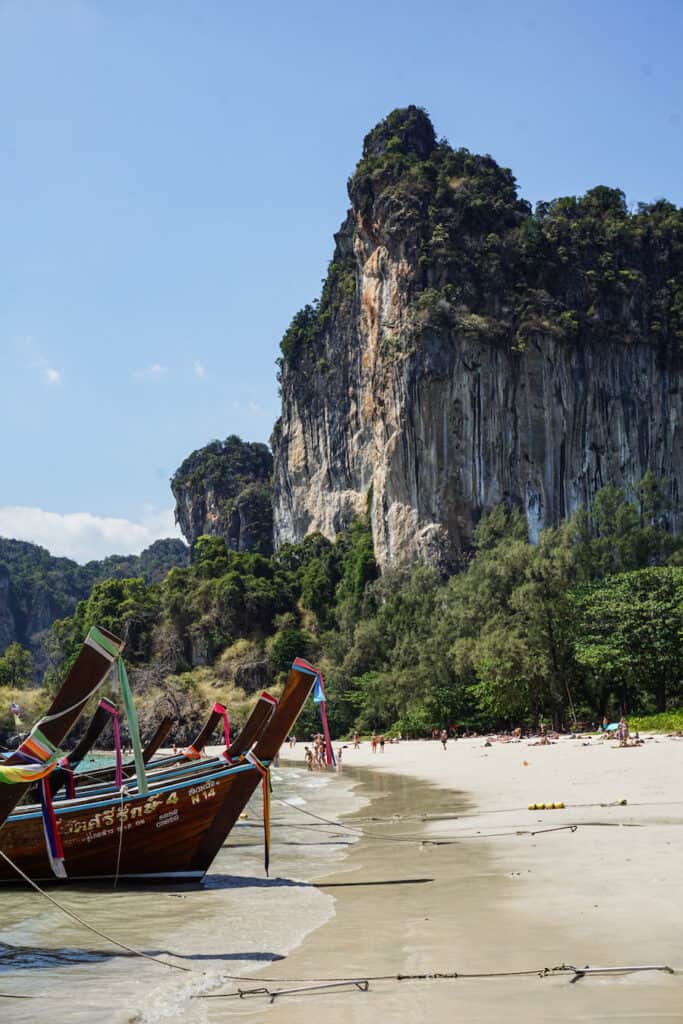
299,717,656,770
304,733,328,770
370,731,386,753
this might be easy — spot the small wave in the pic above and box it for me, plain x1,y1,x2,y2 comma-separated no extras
130,968,223,1024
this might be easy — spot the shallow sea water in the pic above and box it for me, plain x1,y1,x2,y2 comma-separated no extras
0,765,366,1024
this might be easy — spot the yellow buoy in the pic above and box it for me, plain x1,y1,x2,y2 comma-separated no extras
528,803,537,810
554,802,565,809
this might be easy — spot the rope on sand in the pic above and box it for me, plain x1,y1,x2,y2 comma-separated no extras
196,963,676,1000
275,797,586,842
273,796,683,827
274,797,681,844
1,839,677,1006
0,849,192,974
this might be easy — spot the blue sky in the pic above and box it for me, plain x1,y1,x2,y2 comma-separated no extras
1,0,681,560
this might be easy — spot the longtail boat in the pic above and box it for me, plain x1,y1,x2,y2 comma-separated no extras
88,700,229,787
52,692,278,802
0,628,124,830
46,709,174,799
0,660,316,883
142,715,174,763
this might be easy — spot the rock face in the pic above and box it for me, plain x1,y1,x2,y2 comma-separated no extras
0,568,17,654
272,107,682,567
172,436,274,555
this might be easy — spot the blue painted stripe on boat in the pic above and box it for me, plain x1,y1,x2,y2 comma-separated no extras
72,757,227,798
9,758,245,817
7,760,261,822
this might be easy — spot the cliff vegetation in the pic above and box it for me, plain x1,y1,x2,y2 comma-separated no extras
0,538,188,679
6,478,678,748
281,105,683,371
171,435,273,555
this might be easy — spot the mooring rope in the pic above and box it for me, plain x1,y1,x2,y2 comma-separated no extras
113,785,127,888
0,849,192,974
0,847,676,1006
275,797,586,843
195,961,676,995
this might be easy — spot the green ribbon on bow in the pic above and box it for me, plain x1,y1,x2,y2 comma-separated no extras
88,627,148,796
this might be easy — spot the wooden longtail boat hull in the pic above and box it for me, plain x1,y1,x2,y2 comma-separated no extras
0,673,309,884
0,762,256,882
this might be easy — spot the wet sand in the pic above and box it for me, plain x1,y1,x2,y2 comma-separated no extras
210,736,683,1022
0,767,364,1024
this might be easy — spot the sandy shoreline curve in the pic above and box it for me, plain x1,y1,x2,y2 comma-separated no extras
212,733,683,1022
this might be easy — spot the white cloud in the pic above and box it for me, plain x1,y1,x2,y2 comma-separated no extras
25,348,64,386
230,398,264,415
0,505,183,563
193,361,206,378
132,363,168,380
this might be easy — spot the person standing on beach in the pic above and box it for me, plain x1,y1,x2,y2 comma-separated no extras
353,733,360,750
440,729,448,750
304,747,313,771
618,718,630,747
379,734,385,753
371,732,377,753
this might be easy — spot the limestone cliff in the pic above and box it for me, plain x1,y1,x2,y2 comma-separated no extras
172,436,273,555
272,107,682,567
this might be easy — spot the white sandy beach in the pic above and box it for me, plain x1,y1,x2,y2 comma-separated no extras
220,732,683,1022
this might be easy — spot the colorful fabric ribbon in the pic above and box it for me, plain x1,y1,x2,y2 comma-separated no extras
245,750,271,875
293,658,335,766
214,702,231,750
313,673,335,767
87,627,148,796
0,727,64,784
0,727,67,877
39,778,66,878
97,698,123,788
58,756,76,800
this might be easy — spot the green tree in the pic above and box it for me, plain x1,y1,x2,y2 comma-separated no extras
269,629,313,676
572,478,680,582
448,512,577,727
0,642,34,687
572,567,683,714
